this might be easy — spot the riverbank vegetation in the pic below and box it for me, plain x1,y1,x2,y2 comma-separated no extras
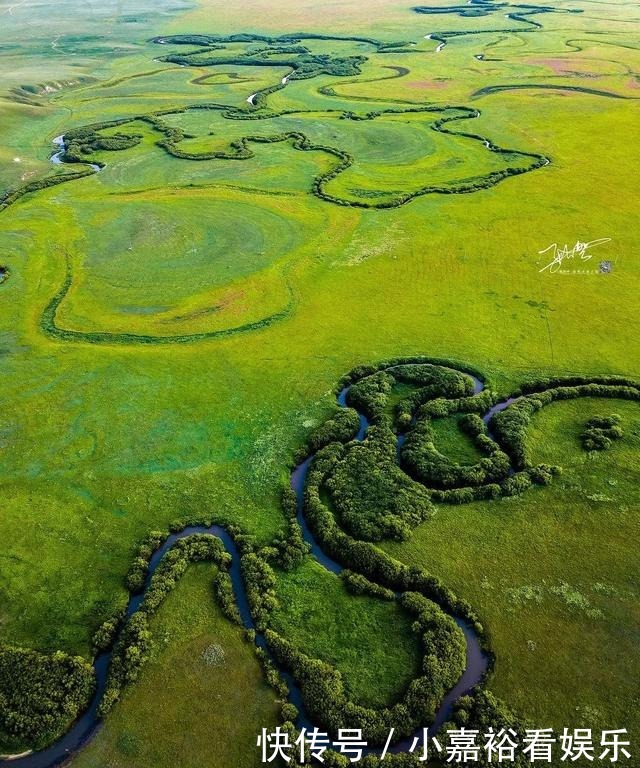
71,565,280,768
0,0,638,763
0,647,94,753
13,359,636,757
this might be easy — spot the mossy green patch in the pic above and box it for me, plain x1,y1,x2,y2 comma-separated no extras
271,558,422,709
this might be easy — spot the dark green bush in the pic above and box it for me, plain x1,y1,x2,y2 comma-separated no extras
302,408,361,458
0,647,95,751
325,425,434,541
581,414,623,451
342,570,395,600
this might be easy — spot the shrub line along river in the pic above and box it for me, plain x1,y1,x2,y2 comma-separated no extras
1,363,512,767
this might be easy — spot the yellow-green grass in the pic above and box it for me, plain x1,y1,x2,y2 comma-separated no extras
69,564,279,768
0,0,194,92
0,0,638,759
271,558,422,709
47,190,316,337
429,415,483,465
383,397,640,737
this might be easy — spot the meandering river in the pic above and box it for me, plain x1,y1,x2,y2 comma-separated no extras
2,363,498,766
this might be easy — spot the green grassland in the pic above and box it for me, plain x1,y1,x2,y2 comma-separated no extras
271,559,422,709
0,0,638,762
383,397,640,734
70,564,280,768
429,415,484,465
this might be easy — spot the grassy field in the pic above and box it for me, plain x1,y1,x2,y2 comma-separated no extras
271,558,422,709
429,415,483,465
0,0,638,762
70,563,280,767
383,397,640,735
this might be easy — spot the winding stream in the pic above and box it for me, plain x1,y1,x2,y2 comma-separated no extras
424,33,447,53
1,364,497,767
50,136,101,173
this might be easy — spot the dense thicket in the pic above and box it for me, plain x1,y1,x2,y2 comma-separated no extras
272,485,310,570
150,31,410,51
62,132,142,161
581,414,623,451
346,371,395,421
446,690,531,767
126,529,166,592
393,364,476,427
296,407,361,462
160,50,367,81
241,551,278,632
342,570,395,600
325,424,434,541
0,647,95,751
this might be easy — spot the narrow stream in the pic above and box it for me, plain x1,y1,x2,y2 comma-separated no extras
280,366,491,752
1,364,499,766
50,136,101,173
